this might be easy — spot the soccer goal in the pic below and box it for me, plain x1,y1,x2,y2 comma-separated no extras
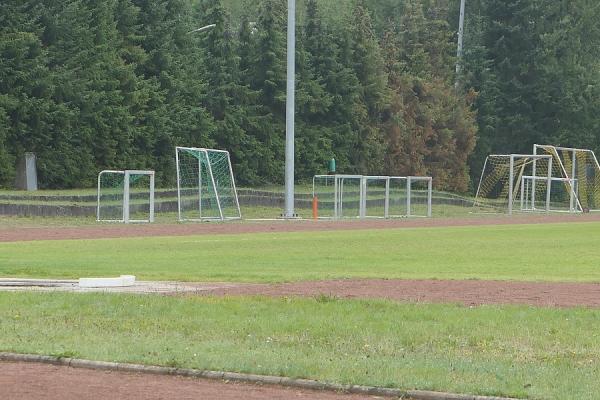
175,146,241,221
534,144,600,212
312,174,432,219
472,154,578,214
97,170,155,223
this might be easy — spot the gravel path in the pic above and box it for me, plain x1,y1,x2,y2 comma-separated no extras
1,361,378,400
2,213,600,242
2,278,600,308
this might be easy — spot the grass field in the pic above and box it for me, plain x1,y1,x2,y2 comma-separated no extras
2,292,600,399
2,220,600,399
1,222,600,283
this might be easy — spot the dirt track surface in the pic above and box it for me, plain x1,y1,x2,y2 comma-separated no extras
1,361,380,400
2,213,600,242
206,279,600,308
3,278,600,308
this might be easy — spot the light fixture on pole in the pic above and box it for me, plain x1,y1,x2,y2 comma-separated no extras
284,0,296,218
187,24,216,34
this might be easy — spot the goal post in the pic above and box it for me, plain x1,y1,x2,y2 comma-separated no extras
312,174,432,219
97,170,155,223
175,146,241,221
520,175,578,212
534,144,600,212
473,154,558,214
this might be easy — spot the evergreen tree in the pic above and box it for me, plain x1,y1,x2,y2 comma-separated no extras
0,0,66,188
196,0,264,184
302,0,361,174
382,0,477,192
134,0,215,185
244,0,287,183
295,0,334,177
347,0,388,174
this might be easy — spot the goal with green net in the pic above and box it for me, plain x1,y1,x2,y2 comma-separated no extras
175,147,241,221
97,170,155,223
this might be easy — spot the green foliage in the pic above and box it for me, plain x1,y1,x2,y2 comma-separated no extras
464,0,600,184
382,0,476,192
8,0,597,193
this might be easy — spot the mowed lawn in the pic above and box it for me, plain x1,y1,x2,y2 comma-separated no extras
1,222,600,282
2,292,600,399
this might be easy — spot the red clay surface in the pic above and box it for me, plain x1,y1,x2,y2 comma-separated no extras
205,279,600,308
2,213,600,242
1,361,382,400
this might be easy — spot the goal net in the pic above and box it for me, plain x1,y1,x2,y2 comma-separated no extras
534,144,600,212
97,170,155,223
312,175,432,219
175,147,241,221
473,154,576,214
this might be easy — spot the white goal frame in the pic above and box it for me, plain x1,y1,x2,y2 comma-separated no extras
97,170,155,223
534,144,600,212
175,146,242,222
313,174,432,219
473,154,553,214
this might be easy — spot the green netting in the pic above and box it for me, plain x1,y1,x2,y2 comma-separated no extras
408,178,431,217
337,176,361,218
97,171,154,222
177,148,241,221
388,178,408,217
312,175,336,218
128,173,152,221
364,177,388,218
97,171,124,221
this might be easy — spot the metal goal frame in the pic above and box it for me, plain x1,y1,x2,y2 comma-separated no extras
175,146,242,222
97,170,155,223
312,174,432,219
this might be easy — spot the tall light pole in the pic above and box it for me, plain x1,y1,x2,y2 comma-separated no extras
455,0,466,89
284,0,296,218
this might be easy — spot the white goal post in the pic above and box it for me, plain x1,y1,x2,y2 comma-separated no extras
312,174,432,219
473,154,558,214
534,144,600,212
175,146,241,221
97,170,155,223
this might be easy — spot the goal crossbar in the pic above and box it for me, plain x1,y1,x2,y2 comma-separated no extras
97,170,155,223
473,154,554,214
313,174,432,219
534,144,600,212
175,146,241,221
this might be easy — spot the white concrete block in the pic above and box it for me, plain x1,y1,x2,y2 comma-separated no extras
78,275,136,288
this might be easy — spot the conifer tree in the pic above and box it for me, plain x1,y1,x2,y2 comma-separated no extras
348,0,388,174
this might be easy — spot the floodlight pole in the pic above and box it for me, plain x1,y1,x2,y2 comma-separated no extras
284,0,296,218
455,0,466,89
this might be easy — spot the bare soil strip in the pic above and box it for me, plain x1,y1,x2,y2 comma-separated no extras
205,279,600,308
2,213,600,242
2,278,599,308
0,361,377,400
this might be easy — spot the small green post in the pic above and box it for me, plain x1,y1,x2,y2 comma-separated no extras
328,158,336,174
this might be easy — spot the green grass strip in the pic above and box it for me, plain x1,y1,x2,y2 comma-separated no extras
1,223,600,282
1,292,600,399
